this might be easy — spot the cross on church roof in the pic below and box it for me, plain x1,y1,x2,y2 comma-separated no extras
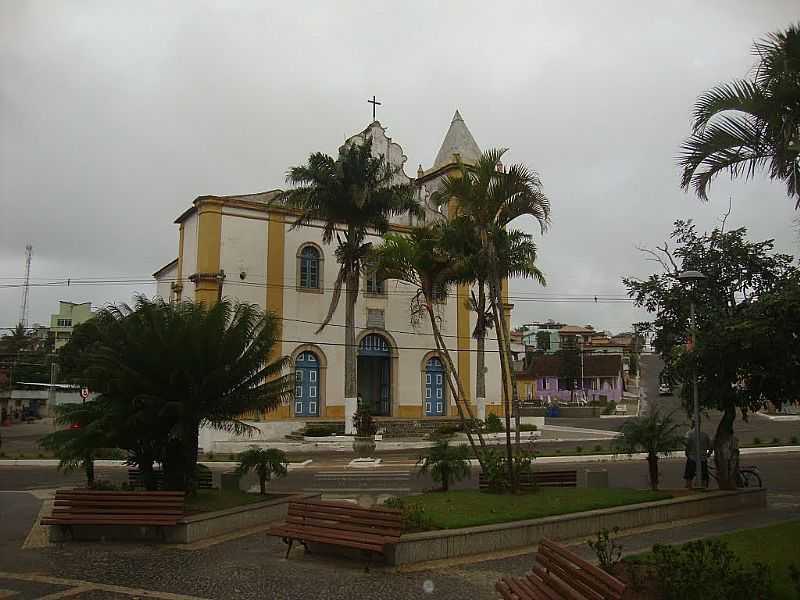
368,95,382,121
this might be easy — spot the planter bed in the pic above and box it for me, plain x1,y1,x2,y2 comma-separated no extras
387,488,766,566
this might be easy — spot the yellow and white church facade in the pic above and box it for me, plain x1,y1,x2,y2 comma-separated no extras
153,111,510,433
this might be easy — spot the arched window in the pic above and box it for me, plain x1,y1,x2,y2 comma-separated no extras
294,350,320,416
424,356,446,416
365,270,385,296
298,245,321,290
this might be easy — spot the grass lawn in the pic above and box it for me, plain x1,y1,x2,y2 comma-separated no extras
184,488,278,514
399,488,672,530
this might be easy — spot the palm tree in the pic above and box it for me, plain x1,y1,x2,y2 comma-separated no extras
279,138,420,410
72,296,292,493
444,218,546,435
372,225,486,467
417,439,471,492
236,447,288,495
40,400,109,487
614,411,684,490
432,149,551,490
679,24,800,206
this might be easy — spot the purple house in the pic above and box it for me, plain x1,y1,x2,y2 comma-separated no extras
518,354,624,404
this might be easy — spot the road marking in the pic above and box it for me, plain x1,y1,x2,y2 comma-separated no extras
305,487,411,493
22,494,53,549
35,585,94,599
0,572,210,600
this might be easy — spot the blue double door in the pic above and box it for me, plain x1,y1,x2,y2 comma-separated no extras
294,351,320,417
424,357,446,416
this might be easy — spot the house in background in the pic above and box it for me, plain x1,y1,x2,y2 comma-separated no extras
50,301,93,349
516,353,624,405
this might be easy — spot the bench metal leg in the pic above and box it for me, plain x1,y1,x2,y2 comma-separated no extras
282,537,294,559
363,550,373,573
300,540,310,554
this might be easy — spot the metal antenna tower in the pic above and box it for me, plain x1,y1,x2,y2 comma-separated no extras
19,244,32,328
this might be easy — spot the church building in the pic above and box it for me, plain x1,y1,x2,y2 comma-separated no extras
153,111,510,431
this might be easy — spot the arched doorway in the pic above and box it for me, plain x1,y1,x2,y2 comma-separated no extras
358,333,391,416
424,356,446,416
294,350,320,417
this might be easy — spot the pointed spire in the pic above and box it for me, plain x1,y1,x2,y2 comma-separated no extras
433,109,481,169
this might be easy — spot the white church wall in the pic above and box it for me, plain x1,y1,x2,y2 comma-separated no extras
219,212,267,308
155,262,177,300
181,211,198,283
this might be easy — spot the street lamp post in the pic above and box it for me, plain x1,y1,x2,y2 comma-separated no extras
678,270,706,489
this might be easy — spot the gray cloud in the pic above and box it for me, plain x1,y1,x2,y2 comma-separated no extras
1,0,798,333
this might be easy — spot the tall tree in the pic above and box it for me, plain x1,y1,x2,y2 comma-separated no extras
432,148,550,490
557,336,581,402
372,225,486,467
60,297,292,492
279,138,419,410
624,220,795,488
679,24,800,206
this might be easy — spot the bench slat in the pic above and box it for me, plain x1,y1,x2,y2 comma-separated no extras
287,507,401,529
286,515,401,538
540,539,626,596
268,527,385,552
495,539,627,600
290,501,401,522
273,524,396,546
536,553,606,600
44,489,186,529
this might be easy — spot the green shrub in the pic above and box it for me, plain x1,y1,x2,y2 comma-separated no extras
770,437,780,445
484,413,504,433
383,497,432,532
518,424,538,432
94,448,126,460
0,452,5,458
753,436,762,445
602,402,617,415
480,448,535,493
304,424,339,437
575,446,583,453
648,539,772,600
594,445,603,453
587,527,622,573
431,424,460,438
791,435,799,445
206,451,215,461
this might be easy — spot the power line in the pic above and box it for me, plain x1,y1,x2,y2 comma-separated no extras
0,276,634,302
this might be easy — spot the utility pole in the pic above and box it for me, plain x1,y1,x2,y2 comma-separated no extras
19,245,32,329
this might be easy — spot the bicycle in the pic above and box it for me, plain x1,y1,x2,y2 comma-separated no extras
706,462,763,488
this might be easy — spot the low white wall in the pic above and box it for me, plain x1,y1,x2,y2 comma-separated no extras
199,421,299,453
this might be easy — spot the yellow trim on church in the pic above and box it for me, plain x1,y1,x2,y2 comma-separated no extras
194,199,223,305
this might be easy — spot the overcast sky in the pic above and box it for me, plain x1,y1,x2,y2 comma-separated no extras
1,1,798,335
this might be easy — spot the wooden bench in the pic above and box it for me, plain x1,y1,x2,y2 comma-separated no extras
496,539,627,600
479,470,577,490
267,500,402,570
41,490,185,530
127,467,213,490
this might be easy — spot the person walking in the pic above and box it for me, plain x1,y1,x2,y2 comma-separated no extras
684,422,712,488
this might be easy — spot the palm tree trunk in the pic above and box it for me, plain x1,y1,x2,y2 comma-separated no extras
647,452,659,490
259,476,267,495
182,419,200,494
83,453,95,487
344,267,359,402
426,303,486,470
487,273,516,492
475,281,487,402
